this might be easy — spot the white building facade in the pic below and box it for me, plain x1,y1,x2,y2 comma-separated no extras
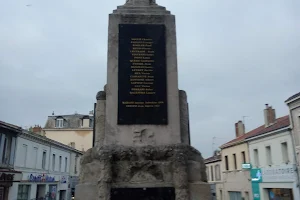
246,124,300,200
204,153,223,200
9,131,82,200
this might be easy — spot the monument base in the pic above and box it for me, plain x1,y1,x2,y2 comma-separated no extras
75,144,210,200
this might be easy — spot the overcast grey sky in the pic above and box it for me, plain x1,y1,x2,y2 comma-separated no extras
0,0,299,158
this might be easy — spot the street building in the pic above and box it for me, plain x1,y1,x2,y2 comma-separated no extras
219,120,252,200
204,151,222,200
286,92,300,164
0,120,83,200
245,104,299,200
43,112,94,152
0,121,22,200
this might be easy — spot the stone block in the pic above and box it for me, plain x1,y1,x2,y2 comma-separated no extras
189,182,211,200
75,183,98,200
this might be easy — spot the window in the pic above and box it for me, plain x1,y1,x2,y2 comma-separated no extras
254,149,259,167
241,151,246,164
206,167,209,181
52,154,56,171
42,151,47,169
75,155,78,174
225,156,229,170
266,146,272,165
65,157,68,172
220,190,223,200
1,136,7,164
233,154,237,169
210,165,214,181
228,191,242,200
245,191,250,200
9,137,16,165
55,118,64,128
22,144,28,167
59,156,62,172
81,118,90,128
281,142,289,163
48,185,57,200
17,185,30,200
215,164,221,181
32,147,38,168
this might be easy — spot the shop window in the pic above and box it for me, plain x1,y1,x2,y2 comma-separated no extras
48,185,57,200
17,185,30,200
268,188,293,200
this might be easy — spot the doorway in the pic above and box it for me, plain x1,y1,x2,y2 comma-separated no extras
0,187,4,200
36,185,46,199
59,190,66,200
111,187,175,200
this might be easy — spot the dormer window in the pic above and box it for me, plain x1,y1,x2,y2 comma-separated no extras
81,116,90,128
55,118,64,128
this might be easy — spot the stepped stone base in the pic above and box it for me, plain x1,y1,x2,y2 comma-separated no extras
75,144,210,200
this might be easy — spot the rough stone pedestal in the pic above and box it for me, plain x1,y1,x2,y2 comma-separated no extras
76,144,210,200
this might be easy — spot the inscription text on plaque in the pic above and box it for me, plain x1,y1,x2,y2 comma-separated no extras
118,24,167,125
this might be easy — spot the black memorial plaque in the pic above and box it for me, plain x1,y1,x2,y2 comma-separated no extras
118,24,168,125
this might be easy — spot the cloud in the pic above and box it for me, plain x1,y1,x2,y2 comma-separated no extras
0,0,299,157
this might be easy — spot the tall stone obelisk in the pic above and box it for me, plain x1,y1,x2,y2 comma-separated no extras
76,1,210,200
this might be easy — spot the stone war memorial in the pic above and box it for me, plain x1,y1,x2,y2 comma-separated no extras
76,0,210,200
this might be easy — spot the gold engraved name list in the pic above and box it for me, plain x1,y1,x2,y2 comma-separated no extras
122,38,164,108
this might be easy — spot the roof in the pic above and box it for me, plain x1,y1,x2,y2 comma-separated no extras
44,114,94,129
0,121,22,133
220,115,290,149
21,130,83,154
204,155,221,164
285,92,300,103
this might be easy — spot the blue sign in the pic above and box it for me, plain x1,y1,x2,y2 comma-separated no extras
29,174,55,182
251,169,262,200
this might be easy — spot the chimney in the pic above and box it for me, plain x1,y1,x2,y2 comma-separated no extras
235,120,245,138
264,104,276,127
69,142,76,148
32,125,42,134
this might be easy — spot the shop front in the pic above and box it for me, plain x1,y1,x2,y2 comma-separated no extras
10,172,61,200
259,165,300,200
0,170,22,200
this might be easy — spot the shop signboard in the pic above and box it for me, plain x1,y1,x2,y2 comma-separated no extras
261,165,296,183
242,163,252,169
251,168,262,200
28,174,56,182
